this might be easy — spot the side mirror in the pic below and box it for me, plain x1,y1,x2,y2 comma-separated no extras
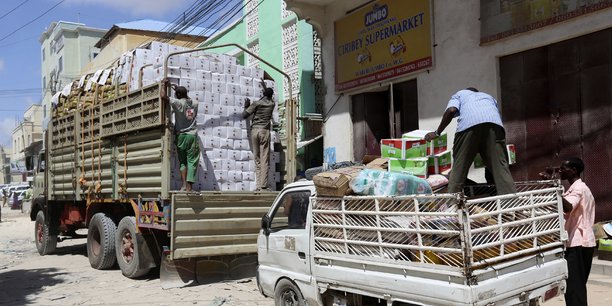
261,215,271,236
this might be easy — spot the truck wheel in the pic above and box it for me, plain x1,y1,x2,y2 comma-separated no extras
35,211,57,255
87,213,117,269
116,216,151,278
274,279,305,306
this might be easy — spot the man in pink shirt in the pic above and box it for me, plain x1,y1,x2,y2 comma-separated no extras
558,157,596,306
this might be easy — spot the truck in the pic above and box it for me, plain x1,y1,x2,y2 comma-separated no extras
30,44,298,285
257,180,568,305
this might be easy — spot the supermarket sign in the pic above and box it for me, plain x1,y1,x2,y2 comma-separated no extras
334,0,433,92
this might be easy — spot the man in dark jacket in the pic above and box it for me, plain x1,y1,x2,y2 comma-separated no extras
243,81,275,190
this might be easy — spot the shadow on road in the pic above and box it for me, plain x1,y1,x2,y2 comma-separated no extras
0,268,66,305
52,241,88,257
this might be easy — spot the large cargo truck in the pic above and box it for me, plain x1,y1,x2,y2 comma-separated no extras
31,44,298,283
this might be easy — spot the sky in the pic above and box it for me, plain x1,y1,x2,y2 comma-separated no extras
0,0,240,147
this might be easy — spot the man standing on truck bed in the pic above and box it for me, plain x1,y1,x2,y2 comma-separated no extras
243,81,275,191
541,158,596,306
162,80,200,192
425,87,516,194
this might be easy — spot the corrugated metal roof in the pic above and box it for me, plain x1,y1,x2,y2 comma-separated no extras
114,19,213,36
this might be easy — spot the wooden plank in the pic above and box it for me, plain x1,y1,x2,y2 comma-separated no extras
174,219,261,235
174,207,269,219
174,234,259,249
173,244,258,259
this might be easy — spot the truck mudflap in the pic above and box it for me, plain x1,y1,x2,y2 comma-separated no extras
160,253,258,289
161,191,277,288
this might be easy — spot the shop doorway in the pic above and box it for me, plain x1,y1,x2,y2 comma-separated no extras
500,28,612,221
351,80,419,161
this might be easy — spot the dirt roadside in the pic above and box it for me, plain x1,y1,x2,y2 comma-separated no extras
0,207,274,306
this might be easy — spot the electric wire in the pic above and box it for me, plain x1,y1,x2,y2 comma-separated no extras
0,0,65,43
0,0,30,21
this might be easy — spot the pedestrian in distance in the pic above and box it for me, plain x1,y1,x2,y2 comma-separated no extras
425,87,516,195
540,157,596,306
243,80,276,191
161,79,200,192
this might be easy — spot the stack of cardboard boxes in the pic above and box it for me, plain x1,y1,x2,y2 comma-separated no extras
96,41,282,192
382,130,452,178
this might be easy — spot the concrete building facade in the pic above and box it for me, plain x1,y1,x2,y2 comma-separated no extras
11,104,43,183
201,0,324,172
286,0,612,220
39,21,106,127
0,146,10,185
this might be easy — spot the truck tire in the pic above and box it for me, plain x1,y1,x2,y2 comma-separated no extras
115,216,151,278
274,279,305,306
87,213,117,269
35,211,57,255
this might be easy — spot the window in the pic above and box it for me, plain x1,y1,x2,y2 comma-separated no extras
42,77,46,90
42,48,46,61
270,191,311,230
58,56,63,73
43,105,46,119
93,52,99,59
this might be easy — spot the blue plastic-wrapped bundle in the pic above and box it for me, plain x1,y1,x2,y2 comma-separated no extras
350,169,432,196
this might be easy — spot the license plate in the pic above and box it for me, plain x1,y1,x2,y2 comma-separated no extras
544,286,560,302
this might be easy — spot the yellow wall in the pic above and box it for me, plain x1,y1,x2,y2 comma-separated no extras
81,30,205,74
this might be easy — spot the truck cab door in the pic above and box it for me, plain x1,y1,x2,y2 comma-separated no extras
258,186,314,296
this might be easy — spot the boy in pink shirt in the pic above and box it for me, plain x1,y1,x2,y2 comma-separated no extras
558,157,596,306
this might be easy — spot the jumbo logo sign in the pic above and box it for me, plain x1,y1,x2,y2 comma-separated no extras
365,4,388,26
334,0,433,92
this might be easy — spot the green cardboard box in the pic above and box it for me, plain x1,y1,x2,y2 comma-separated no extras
388,157,429,178
428,150,452,174
380,139,426,159
402,129,448,155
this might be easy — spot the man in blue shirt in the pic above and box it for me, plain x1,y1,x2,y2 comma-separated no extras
425,88,516,194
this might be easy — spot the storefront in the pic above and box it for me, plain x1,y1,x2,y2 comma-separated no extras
287,0,612,220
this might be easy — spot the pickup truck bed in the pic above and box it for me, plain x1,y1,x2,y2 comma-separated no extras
310,181,567,305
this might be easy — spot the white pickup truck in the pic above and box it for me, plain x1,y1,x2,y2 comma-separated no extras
257,180,568,306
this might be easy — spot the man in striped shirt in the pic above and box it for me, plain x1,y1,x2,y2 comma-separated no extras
425,88,516,194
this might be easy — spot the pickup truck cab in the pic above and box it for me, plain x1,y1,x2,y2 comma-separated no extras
257,181,568,306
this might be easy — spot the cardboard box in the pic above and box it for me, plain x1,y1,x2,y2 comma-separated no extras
598,238,612,261
195,79,211,92
365,157,389,170
194,58,210,71
178,78,194,91
180,68,196,79
211,73,225,83
402,129,448,155
227,83,242,95
197,70,212,81
211,149,227,159
225,64,238,75
179,56,194,68
223,160,237,171
380,139,426,159
228,149,241,160
236,161,250,171
507,144,516,165
220,138,234,149
204,92,220,105
212,126,228,138
209,61,224,73
251,67,264,78
428,150,452,174
243,172,255,181
234,95,246,107
219,94,233,106
212,82,227,94
228,127,242,139
313,166,364,197
388,158,429,178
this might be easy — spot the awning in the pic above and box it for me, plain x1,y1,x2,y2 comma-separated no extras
297,135,323,150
